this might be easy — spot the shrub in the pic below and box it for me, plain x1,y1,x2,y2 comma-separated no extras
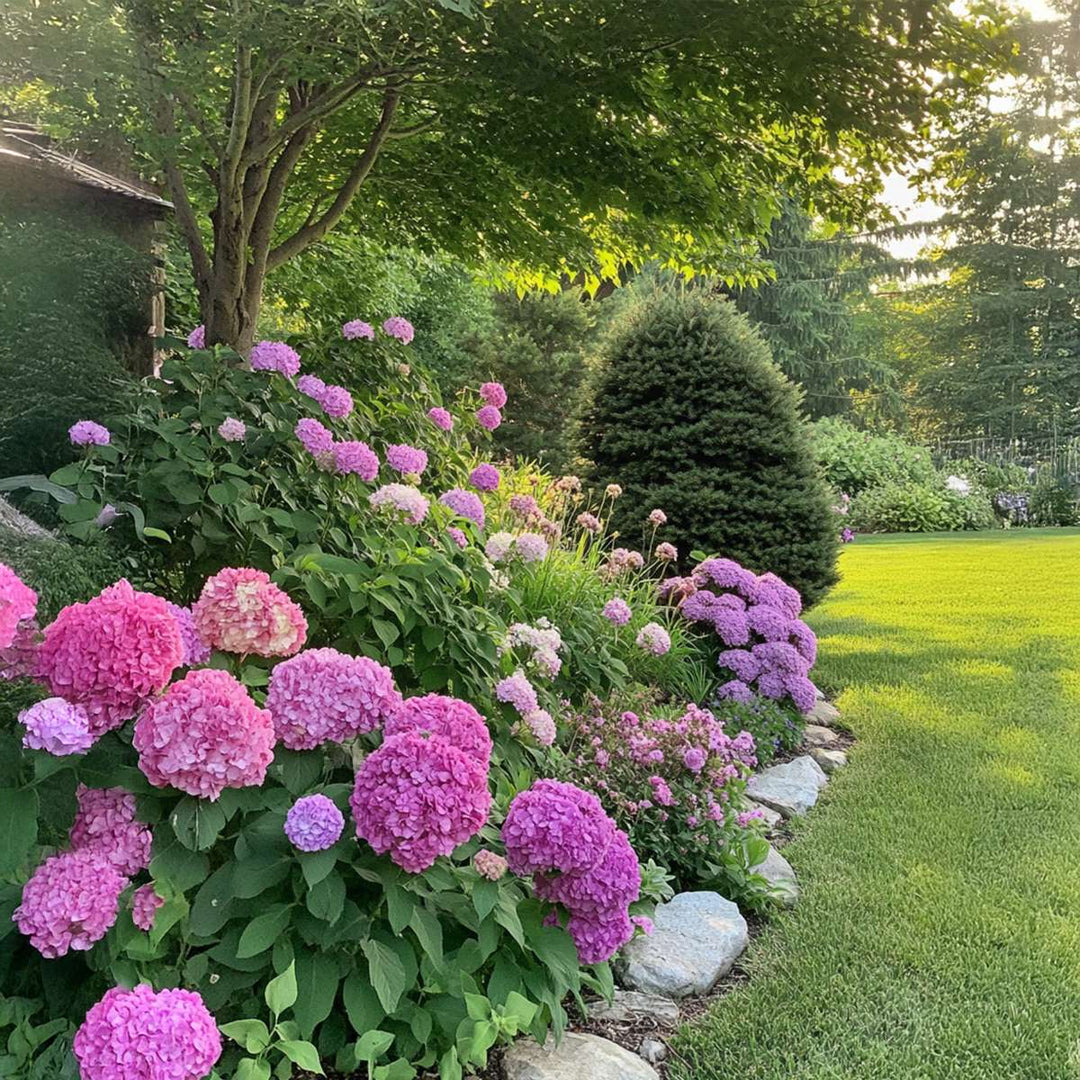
579,288,838,607
1030,477,1079,526
810,417,938,497
849,479,995,533
711,696,806,768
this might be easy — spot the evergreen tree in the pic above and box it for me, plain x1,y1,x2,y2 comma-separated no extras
580,288,839,607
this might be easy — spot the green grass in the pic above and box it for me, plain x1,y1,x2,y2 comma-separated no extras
672,528,1080,1080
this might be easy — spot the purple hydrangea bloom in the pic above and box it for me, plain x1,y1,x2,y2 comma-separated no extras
369,483,428,524
748,571,803,618
333,440,380,480
187,325,206,349
166,602,212,668
386,444,428,476
19,697,93,756
716,678,754,703
479,381,507,408
469,464,501,492
249,340,301,377
386,694,492,768
695,557,757,597
427,407,453,431
785,674,819,713
752,640,810,677
68,784,152,877
788,618,818,665
217,417,246,442
683,746,707,772
516,532,549,564
131,884,164,931
342,319,375,341
383,316,415,344
496,670,539,715
320,385,354,418
746,603,792,642
297,374,327,400
602,598,632,626
69,420,110,447
447,526,468,548
439,488,485,529
285,793,346,852
713,607,751,647
509,494,540,518
716,648,759,683
475,405,502,431
296,418,334,455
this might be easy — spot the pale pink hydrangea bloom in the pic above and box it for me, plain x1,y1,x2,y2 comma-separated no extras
636,622,672,656
131,884,165,931
69,784,152,877
524,708,557,746
495,670,539,715
648,508,667,527
342,319,375,340
474,850,508,881
217,417,245,442
383,316,415,343
19,697,94,756
191,567,307,658
485,532,515,564
369,483,429,525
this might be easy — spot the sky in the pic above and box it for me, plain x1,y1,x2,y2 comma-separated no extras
882,0,1062,257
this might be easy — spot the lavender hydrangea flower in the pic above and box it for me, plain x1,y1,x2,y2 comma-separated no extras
217,417,246,442
19,697,94,756
427,407,453,431
475,405,502,431
296,418,334,455
370,483,428,524
447,527,468,549
131,884,165,932
383,316,415,343
386,444,428,476
342,319,375,340
166,602,212,668
515,533,549,564
333,440,380,480
285,793,345,852
320,385,354,418
249,340,301,377
469,464,500,492
495,670,539,715
636,622,671,656
297,374,327,399
439,488,485,529
602,597,632,626
187,325,206,349
69,420,110,447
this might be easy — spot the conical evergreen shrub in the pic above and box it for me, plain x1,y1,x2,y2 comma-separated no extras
580,287,839,606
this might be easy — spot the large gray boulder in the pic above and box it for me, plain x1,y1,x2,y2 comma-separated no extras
746,755,828,818
807,699,841,728
803,723,839,749
503,1033,659,1080
619,892,748,999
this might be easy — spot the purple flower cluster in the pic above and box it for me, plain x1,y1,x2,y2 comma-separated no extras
602,598,632,626
383,316,415,343
636,622,671,656
217,417,246,442
475,405,502,431
19,697,93,756
370,483,428,524
69,420,110,447
469,464,501,492
296,417,334,455
343,319,375,341
474,850,508,880
69,784,152,877
479,382,507,408
447,526,468,548
267,647,401,749
495,670,539,716
386,443,428,476
187,325,206,349
439,488,485,529
333,440,380,479
428,407,453,431
385,694,493,769
285,793,346,852
250,340,301,377
321,385,354,418
502,780,641,963
131,884,164,931
166,602,211,668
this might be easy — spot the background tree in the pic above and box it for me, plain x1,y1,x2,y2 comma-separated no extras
1,0,1007,350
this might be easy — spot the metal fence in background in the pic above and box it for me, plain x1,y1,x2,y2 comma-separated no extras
933,435,1080,489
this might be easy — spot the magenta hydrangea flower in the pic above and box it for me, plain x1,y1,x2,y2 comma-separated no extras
636,622,671,656
19,697,93,756
284,793,345,852
386,694,492,769
296,417,334,456
524,708,557,747
439,488,485,529
383,316,415,343
655,542,678,562
14,851,125,957
479,381,507,408
35,580,184,735
0,562,37,651
516,533,549,564
267,647,401,750
131,884,165,932
320,385,354,418
534,829,639,915
469,464,500,492
69,784,152,877
386,444,428,476
474,850,508,881
333,440,380,480
369,483,429,524
343,319,375,341
602,598,632,626
297,374,327,400
249,340,301,377
166,602,211,668
187,325,206,349
447,527,468,549
74,984,222,1080
0,621,39,682
192,567,307,658
475,405,502,431
69,420,110,447
217,417,246,442
134,669,275,800
496,670,539,716
351,730,491,873
427,407,453,431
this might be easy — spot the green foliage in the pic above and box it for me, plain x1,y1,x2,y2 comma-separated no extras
848,479,995,533
811,417,938,497
713,698,806,769
1029,477,1079,527
0,207,149,477
580,288,839,607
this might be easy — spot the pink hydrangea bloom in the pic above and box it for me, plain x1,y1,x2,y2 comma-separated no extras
0,620,39,682
296,417,334,455
516,533,549,564
647,508,667,527
524,708,557,746
166,602,211,668
285,793,345,852
479,381,507,408
632,914,655,935
351,731,491,873
297,374,327,399
0,562,37,650
655,542,678,562
447,526,468,548
496,670,539,716
469,464,500,492
369,483,429,524
69,784,152,877
320,384,354,418
602,598,632,626
333,440,380,480
485,532,514,563
131,884,165,932
191,567,307,658
475,405,502,431
427,407,453,431
187,325,206,349
474,850,508,881
14,851,124,957
134,669,275,800
439,488,485,529
534,829,639,916
69,420,110,447
386,694,492,769
267,647,401,750
19,697,93,756
217,417,246,442
386,444,428,476
249,340,301,377
636,622,671,656
74,984,222,1080
509,494,540,518
383,316,415,343
36,580,183,735
343,319,375,341
576,512,601,533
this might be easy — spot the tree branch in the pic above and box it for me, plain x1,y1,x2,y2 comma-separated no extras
266,87,401,270
385,113,440,140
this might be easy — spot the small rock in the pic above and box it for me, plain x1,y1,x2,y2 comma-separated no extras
588,991,680,1025
619,892,748,999
503,1032,659,1080
753,845,799,906
802,723,839,749
807,700,841,728
811,748,848,773
746,756,828,818
743,799,783,830
638,1038,667,1065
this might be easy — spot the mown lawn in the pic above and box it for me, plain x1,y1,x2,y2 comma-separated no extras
672,528,1080,1080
